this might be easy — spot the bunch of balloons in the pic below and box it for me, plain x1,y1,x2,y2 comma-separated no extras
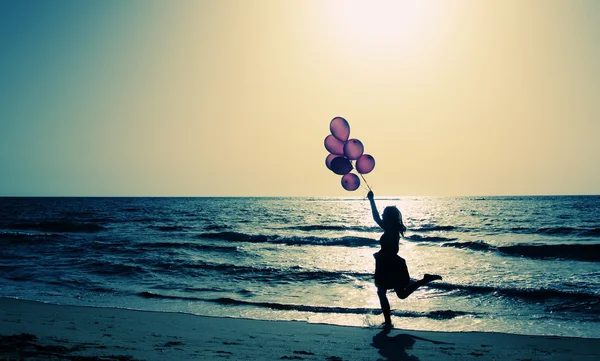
324,116,375,191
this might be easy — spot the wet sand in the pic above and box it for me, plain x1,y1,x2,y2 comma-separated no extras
1,297,598,360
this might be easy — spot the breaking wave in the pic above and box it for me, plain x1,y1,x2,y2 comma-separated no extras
442,241,600,262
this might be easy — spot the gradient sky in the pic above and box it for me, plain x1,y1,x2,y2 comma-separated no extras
1,0,599,197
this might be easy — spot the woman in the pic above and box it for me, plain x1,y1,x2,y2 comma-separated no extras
367,191,442,326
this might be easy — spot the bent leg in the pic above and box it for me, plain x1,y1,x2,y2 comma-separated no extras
396,274,442,299
377,287,392,325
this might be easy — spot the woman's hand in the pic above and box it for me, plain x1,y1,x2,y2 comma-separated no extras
367,191,374,200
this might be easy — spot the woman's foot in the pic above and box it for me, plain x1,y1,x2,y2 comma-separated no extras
423,274,442,282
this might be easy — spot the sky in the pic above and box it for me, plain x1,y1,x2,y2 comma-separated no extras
1,0,599,197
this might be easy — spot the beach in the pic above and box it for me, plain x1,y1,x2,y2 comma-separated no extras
1,297,598,361
1,197,599,360
2,197,599,339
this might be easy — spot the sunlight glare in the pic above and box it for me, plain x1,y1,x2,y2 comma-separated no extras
330,0,440,51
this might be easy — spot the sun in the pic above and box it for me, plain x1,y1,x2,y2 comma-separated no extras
328,0,442,51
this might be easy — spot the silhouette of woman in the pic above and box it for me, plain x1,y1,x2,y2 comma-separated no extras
367,191,442,326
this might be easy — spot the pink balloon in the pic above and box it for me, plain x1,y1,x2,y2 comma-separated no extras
325,154,337,170
324,135,345,155
341,173,360,191
330,157,353,175
330,117,350,142
356,154,375,174
343,139,364,160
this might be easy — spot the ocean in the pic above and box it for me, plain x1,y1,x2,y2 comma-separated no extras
0,196,598,338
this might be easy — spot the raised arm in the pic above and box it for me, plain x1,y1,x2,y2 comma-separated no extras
367,191,384,229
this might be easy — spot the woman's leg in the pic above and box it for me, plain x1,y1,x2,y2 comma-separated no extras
395,274,442,299
377,287,392,325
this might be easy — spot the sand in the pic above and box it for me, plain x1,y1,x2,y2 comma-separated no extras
0,297,598,360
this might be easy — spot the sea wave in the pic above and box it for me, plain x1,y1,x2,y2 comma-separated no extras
203,224,230,231
136,292,476,320
135,241,240,254
147,225,193,232
498,244,600,261
536,226,600,236
280,225,375,232
275,224,460,233
2,221,105,233
433,282,600,304
0,232,67,244
405,234,458,243
510,226,600,237
411,225,458,232
197,231,378,247
441,241,600,262
145,259,373,284
428,282,600,314
87,260,149,277
441,241,495,251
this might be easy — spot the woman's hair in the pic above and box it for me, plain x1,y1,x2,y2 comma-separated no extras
382,206,407,236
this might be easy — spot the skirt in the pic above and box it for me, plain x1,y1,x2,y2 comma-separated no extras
374,251,410,290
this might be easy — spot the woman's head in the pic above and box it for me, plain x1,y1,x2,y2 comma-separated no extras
382,206,406,235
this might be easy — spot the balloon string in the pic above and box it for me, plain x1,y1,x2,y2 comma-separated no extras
359,173,372,191
352,160,372,191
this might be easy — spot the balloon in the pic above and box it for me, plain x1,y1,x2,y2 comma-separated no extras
356,154,375,174
324,135,345,155
330,117,350,142
341,173,360,191
330,156,353,175
325,154,337,170
343,139,364,160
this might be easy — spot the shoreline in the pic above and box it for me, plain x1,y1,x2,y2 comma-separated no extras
1,297,598,360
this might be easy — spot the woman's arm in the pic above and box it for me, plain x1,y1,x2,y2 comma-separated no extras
367,191,384,229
